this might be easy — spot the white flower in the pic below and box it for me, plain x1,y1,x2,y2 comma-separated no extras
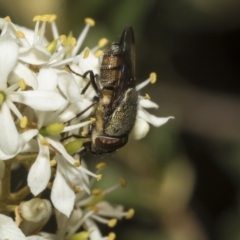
0,214,47,240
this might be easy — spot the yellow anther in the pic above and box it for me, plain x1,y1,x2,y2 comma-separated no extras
49,14,57,22
120,178,127,188
98,38,108,48
16,31,25,39
33,15,41,22
90,117,96,123
125,208,135,219
108,219,117,228
39,137,49,146
96,174,102,181
50,159,57,167
4,16,11,22
150,72,157,84
70,37,77,47
41,14,51,22
47,39,58,54
85,18,95,27
144,93,151,100
95,50,103,58
108,232,116,240
18,78,26,90
60,35,67,44
91,188,102,195
96,162,106,170
73,185,82,193
88,206,99,213
20,116,28,129
74,159,81,167
83,48,90,59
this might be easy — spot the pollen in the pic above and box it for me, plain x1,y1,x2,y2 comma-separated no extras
85,18,95,27
96,162,106,170
144,93,151,100
39,137,49,146
108,218,117,228
59,35,67,46
95,50,103,58
125,208,135,219
98,38,108,48
150,72,157,84
97,174,102,181
41,14,51,22
20,116,28,129
33,15,41,22
18,78,26,90
120,178,127,188
92,188,102,195
50,159,57,167
70,37,77,47
47,39,58,54
108,232,116,240
49,14,57,22
16,31,25,38
74,159,81,167
90,117,96,123
83,48,90,59
4,16,11,22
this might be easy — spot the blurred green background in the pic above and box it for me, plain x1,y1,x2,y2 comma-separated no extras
2,0,240,239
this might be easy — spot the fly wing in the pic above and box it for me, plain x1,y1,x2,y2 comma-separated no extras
110,26,136,109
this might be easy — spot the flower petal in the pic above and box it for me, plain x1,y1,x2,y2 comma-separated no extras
19,44,51,65
28,139,51,196
131,117,150,140
9,90,68,111
51,168,75,217
57,71,82,102
138,108,174,127
0,102,20,155
0,33,19,88
37,68,58,90
139,98,159,109
0,214,25,239
9,62,38,89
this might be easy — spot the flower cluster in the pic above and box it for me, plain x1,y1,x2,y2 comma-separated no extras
0,15,173,239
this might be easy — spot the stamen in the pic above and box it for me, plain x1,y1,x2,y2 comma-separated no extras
33,15,41,22
16,30,25,38
71,18,95,57
107,232,116,240
83,48,90,59
90,117,96,123
85,18,95,27
60,35,67,45
98,38,108,48
150,72,157,84
95,50,103,58
20,116,28,129
50,159,57,167
48,14,57,22
108,219,117,228
144,93,151,100
136,78,151,91
120,178,127,188
40,14,51,22
125,208,135,219
92,188,102,195
4,16,11,22
96,162,106,170
39,137,49,146
18,78,26,90
74,159,81,167
62,120,92,132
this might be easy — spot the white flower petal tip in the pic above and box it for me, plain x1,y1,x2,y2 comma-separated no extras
150,116,174,127
131,118,150,140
